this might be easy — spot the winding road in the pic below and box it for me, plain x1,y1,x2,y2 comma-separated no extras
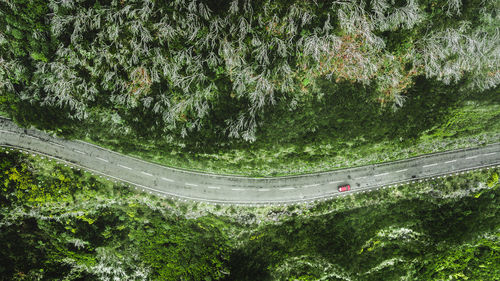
1,117,499,205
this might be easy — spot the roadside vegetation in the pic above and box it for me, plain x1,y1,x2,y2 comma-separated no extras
76,79,499,176
1,149,499,280
1,1,499,279
1,0,499,175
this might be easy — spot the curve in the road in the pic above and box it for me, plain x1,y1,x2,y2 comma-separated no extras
1,117,499,205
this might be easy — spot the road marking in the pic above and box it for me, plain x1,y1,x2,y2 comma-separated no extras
118,164,132,170
231,188,245,191
141,171,153,176
48,141,64,148
329,181,342,184
355,176,367,180
96,157,108,162
258,189,270,192
465,156,478,159
161,177,174,182
395,169,408,173
279,187,295,190
75,150,85,155
444,160,457,164
185,183,198,187
25,135,39,140
423,163,438,168
374,172,389,177
2,133,498,205
303,183,320,188
207,186,220,189
0,130,14,134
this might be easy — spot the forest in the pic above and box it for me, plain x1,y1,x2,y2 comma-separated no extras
0,0,499,280
1,148,499,280
0,1,498,175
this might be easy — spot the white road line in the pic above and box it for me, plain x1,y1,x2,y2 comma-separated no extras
279,187,295,190
423,163,438,168
355,176,367,180
0,145,466,204
141,171,153,176
185,183,198,187
444,160,457,164
374,172,389,177
96,157,109,163
75,150,86,155
258,189,270,192
207,186,220,189
231,188,245,191
329,181,342,184
25,135,39,140
0,130,14,134
465,156,478,159
118,164,132,170
395,169,408,173
303,183,320,188
161,177,174,182
483,152,497,156
49,142,64,148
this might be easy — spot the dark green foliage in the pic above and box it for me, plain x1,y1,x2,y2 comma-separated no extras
421,238,500,280
0,0,58,131
227,176,500,280
258,76,463,146
0,0,496,177
1,149,499,280
0,0,50,63
0,150,230,280
0,0,497,177
132,216,229,280
0,0,498,142
0,0,499,279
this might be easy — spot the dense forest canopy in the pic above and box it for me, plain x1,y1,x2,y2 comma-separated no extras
0,0,499,141
1,149,499,280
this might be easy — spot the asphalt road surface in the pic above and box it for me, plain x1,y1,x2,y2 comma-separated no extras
1,117,499,205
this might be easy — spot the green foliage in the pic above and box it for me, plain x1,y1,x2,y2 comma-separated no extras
1,0,498,142
30,52,48,62
1,154,85,204
131,216,229,280
227,170,500,280
0,150,230,280
0,0,51,74
0,0,496,177
0,149,499,280
421,237,500,280
487,172,499,188
62,78,499,176
0,0,499,276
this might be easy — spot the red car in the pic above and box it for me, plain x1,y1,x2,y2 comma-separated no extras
338,184,351,192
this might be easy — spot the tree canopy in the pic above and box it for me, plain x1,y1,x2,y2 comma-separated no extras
1,0,498,141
